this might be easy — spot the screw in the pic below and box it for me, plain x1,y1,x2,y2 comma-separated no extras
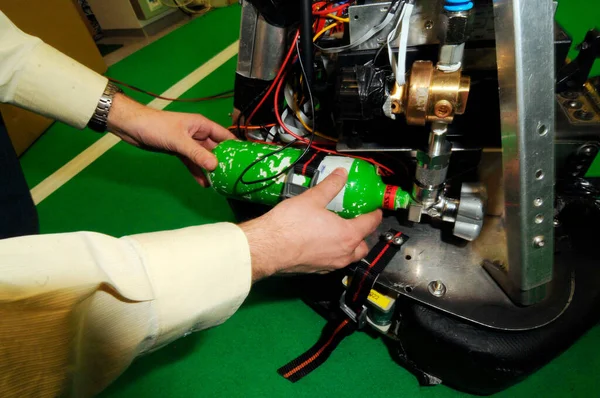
428,280,446,297
565,100,583,109
424,20,434,30
554,218,561,228
533,236,545,248
574,110,594,121
434,100,453,118
560,92,579,100
383,232,394,241
393,236,403,245
580,145,598,157
492,260,506,271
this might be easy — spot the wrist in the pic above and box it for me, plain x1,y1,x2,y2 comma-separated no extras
106,93,151,133
240,215,289,282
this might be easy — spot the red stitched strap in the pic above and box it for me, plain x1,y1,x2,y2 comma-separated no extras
278,230,407,382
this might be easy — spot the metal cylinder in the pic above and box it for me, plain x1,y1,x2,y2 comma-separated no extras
437,9,473,71
237,1,287,81
390,61,470,125
413,123,452,206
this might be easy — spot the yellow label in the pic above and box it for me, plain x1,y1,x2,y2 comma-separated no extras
342,276,394,311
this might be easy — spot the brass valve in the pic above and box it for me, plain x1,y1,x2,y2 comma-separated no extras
389,61,470,125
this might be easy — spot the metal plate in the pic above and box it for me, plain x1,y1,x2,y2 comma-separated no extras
348,0,495,52
368,216,574,331
348,0,442,51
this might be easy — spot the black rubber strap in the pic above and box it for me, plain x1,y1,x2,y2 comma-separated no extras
293,149,327,177
278,230,407,382
346,232,406,311
277,318,356,382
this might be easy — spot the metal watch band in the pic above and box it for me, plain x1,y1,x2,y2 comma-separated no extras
87,82,123,132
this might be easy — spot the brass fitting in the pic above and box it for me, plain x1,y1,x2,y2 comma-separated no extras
390,61,470,125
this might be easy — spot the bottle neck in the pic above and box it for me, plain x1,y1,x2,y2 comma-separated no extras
382,185,411,210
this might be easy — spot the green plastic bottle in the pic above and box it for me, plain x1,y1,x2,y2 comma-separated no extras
208,140,410,219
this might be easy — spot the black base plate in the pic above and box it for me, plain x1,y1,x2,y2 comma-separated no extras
228,197,600,395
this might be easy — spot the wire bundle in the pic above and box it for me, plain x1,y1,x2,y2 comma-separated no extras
312,1,351,40
230,8,397,188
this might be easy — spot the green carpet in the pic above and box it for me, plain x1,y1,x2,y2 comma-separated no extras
17,2,600,398
556,0,600,78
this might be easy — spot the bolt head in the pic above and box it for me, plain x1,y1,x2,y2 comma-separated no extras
574,110,594,121
560,91,579,100
393,236,403,245
567,100,583,109
581,145,598,157
428,280,447,297
434,100,453,118
553,219,561,228
383,232,394,241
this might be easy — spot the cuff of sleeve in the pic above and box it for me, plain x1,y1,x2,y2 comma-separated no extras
125,223,252,350
13,42,108,129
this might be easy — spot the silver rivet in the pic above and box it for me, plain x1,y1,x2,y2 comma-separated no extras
393,236,403,245
534,198,543,207
384,232,394,241
428,280,446,297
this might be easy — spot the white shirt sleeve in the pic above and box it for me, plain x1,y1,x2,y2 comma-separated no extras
0,223,252,397
0,10,108,128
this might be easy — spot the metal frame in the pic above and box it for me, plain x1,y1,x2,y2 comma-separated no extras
237,0,286,81
485,0,556,305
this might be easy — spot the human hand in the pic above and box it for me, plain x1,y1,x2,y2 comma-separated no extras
240,168,383,282
107,93,236,186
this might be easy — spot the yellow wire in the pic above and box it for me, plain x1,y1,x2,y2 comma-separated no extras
295,109,338,142
326,13,350,23
313,21,340,42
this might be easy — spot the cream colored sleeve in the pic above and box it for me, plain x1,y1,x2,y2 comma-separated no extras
0,10,108,128
0,223,252,398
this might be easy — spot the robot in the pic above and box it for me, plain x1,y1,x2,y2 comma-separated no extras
230,0,600,393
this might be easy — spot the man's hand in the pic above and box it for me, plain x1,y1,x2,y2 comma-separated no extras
240,168,382,282
107,93,235,186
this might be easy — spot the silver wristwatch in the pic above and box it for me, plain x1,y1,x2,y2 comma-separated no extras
88,82,123,132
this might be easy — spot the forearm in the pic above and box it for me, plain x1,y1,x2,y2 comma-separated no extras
0,223,252,397
0,11,107,128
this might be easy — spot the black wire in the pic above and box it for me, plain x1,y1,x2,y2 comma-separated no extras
364,0,402,98
235,84,274,140
234,37,317,189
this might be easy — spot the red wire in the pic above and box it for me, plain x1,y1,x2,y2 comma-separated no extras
273,72,394,176
313,2,350,15
245,30,300,127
